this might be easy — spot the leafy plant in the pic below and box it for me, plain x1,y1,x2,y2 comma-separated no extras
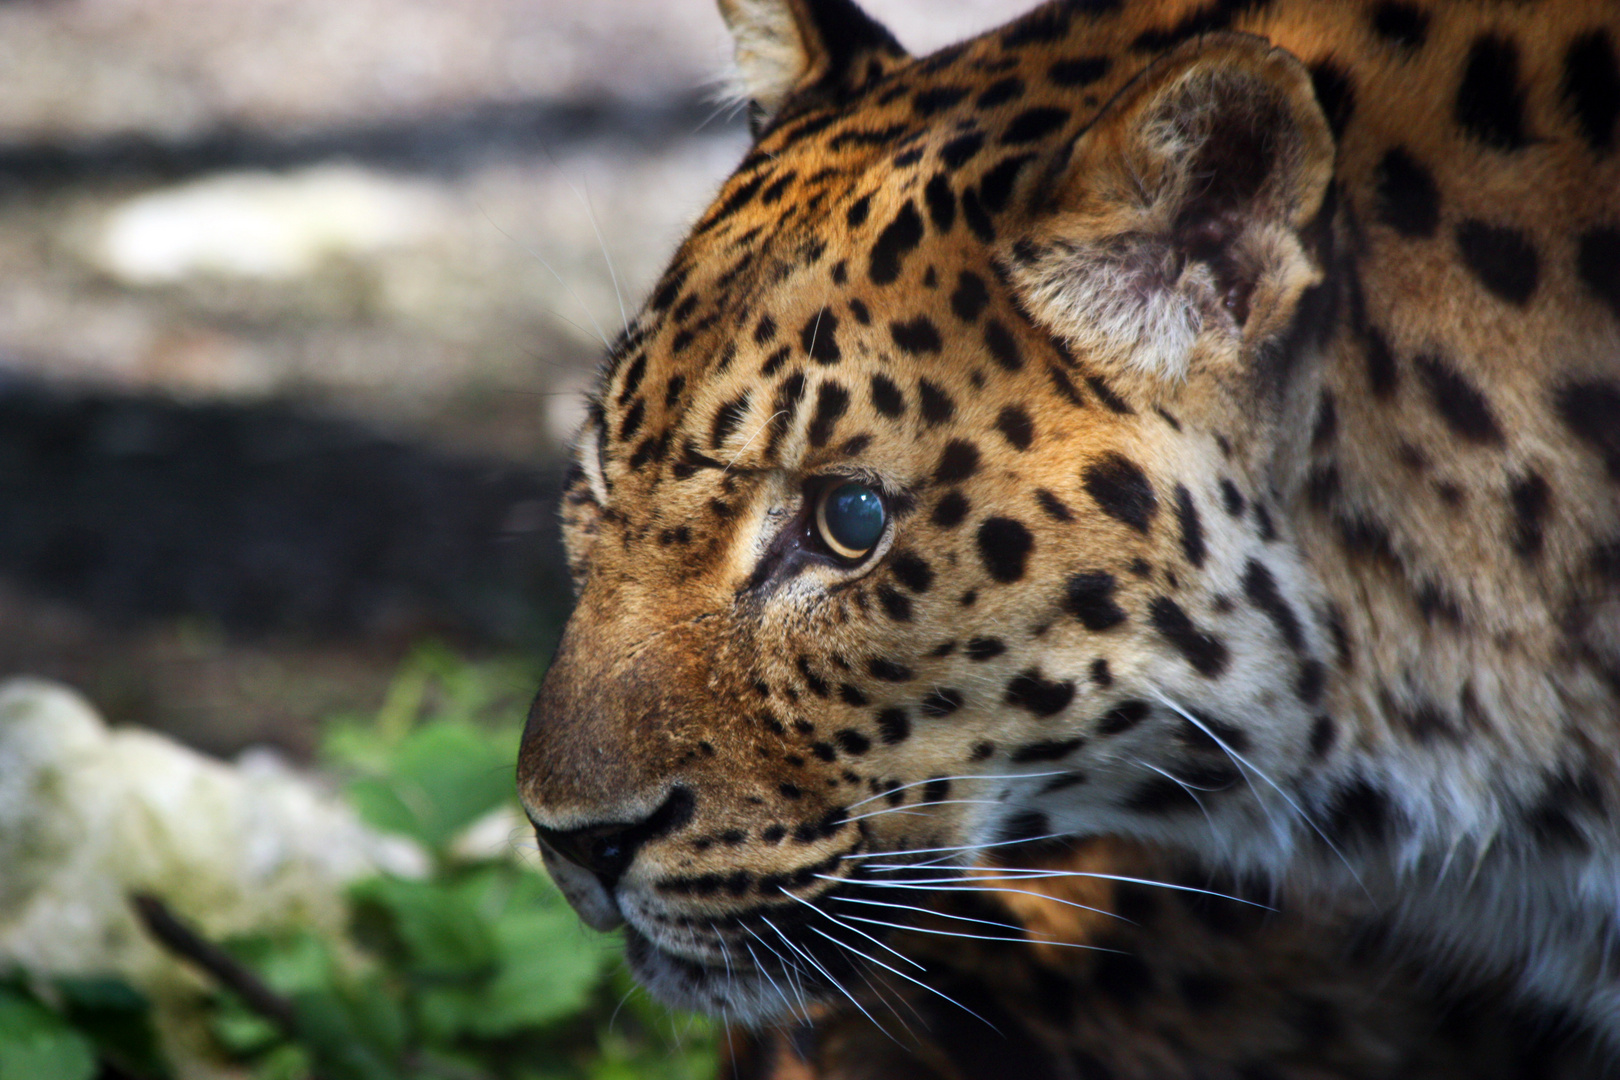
0,644,719,1080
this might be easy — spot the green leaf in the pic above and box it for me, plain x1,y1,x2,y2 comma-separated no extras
470,906,612,1035
346,722,514,850
0,985,96,1080
52,977,171,1080
350,876,495,977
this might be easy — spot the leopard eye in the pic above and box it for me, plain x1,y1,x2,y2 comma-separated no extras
814,481,887,562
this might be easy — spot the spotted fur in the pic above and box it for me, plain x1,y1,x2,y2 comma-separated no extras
518,0,1620,1067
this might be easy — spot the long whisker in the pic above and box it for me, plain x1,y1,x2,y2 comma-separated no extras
837,892,1123,927
778,889,924,971
475,204,613,351
761,915,894,1041
742,927,812,1019
837,912,1117,951
797,925,1000,1034
845,771,1068,810
843,871,1273,908
841,798,1011,823
1153,692,1369,896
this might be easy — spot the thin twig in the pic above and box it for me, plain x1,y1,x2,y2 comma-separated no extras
129,893,300,1040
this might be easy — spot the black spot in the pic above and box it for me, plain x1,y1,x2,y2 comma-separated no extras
662,375,686,409
839,683,868,706
1219,478,1245,517
1010,738,1085,763
1509,471,1552,558
1047,366,1086,409
801,308,841,365
1309,61,1357,140
949,271,990,323
978,154,1034,213
876,707,910,744
1090,658,1113,688
924,172,957,232
1324,780,1394,845
975,77,1025,109
617,399,645,443
1456,35,1531,151
615,354,648,405
913,86,969,116
869,374,905,419
932,490,969,527
1004,669,1075,717
1149,597,1229,677
1123,776,1201,815
710,394,751,450
890,551,934,593
1375,147,1440,238
1296,659,1327,706
978,319,1023,372
961,187,995,241
977,518,1034,582
869,202,925,285
1312,394,1338,451
835,729,871,756
1309,715,1337,758
1036,489,1072,521
1083,453,1158,533
996,406,1034,450
1415,354,1504,444
807,382,850,449
847,296,868,323
1084,374,1132,414
1370,2,1428,49
760,345,791,376
922,777,952,805
1064,572,1126,632
934,439,981,483
940,131,985,169
1455,220,1539,305
965,637,1006,661
1001,107,1069,145
994,810,1050,847
703,173,766,230
846,193,872,229
877,584,912,622
891,317,943,355
869,658,913,682
1173,485,1206,568
1563,30,1620,153
1095,700,1150,736
1364,323,1398,399
920,688,965,718
1048,56,1110,87
1555,379,1620,478
1577,226,1620,319
1242,559,1304,651
779,782,803,800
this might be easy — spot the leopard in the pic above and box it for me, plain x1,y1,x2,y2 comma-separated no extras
516,0,1620,1071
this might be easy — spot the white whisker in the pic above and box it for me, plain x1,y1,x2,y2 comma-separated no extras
836,892,1120,930
845,772,1067,810
837,912,1117,951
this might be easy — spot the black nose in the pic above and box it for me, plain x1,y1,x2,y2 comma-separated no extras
531,786,696,890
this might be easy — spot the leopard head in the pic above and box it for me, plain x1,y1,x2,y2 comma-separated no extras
518,0,1341,1018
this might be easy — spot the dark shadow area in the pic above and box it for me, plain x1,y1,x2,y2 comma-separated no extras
0,94,742,190
0,372,573,648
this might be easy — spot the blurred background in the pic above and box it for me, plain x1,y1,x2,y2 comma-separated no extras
0,0,1015,759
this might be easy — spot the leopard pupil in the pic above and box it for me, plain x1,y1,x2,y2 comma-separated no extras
822,483,885,555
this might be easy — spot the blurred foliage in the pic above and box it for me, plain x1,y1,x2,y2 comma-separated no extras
0,644,719,1080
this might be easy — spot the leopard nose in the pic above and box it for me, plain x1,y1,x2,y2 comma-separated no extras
529,785,698,890
534,821,640,887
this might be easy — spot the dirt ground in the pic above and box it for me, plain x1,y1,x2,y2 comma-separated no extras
0,0,1013,754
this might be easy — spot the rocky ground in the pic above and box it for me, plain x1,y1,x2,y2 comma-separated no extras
0,0,1010,753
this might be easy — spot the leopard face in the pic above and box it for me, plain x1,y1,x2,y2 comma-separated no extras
518,0,1620,1040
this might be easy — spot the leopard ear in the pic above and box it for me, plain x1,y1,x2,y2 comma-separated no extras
1007,33,1335,391
717,0,907,135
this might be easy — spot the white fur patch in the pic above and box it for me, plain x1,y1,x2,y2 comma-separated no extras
717,0,812,114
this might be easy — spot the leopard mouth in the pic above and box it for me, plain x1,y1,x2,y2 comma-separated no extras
620,854,971,1020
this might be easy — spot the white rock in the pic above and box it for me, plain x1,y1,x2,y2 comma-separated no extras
93,165,451,284
0,678,426,987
